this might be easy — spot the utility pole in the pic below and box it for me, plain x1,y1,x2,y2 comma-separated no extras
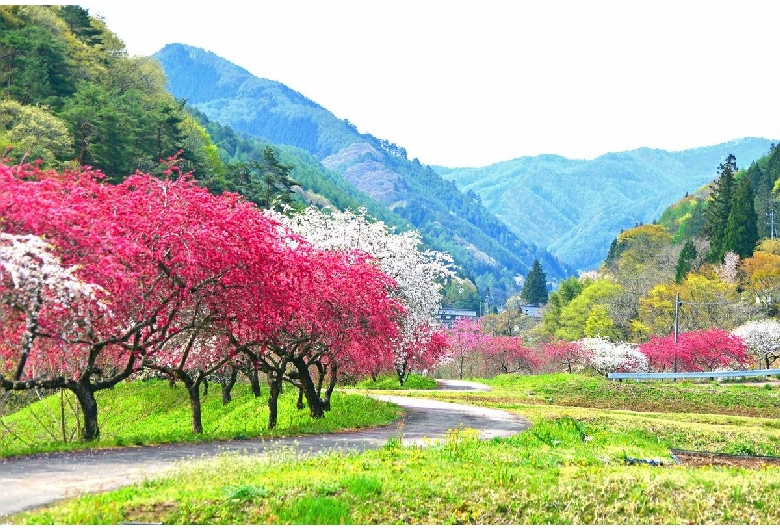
768,209,777,240
673,292,681,373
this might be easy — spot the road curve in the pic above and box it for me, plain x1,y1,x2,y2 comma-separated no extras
0,379,529,517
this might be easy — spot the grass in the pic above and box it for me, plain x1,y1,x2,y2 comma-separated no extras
0,380,401,458
10,424,780,524
353,373,439,390
5,373,780,524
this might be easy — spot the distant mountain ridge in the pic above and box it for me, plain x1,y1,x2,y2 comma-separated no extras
155,43,571,302
154,43,774,283
436,138,776,271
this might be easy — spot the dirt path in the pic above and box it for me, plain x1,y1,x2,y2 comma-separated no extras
0,380,529,517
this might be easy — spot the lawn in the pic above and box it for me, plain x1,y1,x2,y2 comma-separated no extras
5,373,780,524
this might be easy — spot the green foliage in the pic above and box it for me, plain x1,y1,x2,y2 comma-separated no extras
521,259,548,305
747,142,780,240
551,278,622,340
0,99,72,165
441,277,481,311
703,154,738,263
542,276,589,337
675,239,697,283
723,174,759,258
0,6,219,182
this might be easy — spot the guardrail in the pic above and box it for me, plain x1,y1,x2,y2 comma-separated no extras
608,369,780,381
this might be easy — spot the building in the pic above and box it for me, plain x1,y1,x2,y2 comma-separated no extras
437,307,478,329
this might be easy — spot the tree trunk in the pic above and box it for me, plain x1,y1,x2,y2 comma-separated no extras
221,366,238,405
293,357,324,419
296,386,305,410
67,382,100,442
248,367,262,397
321,363,338,412
187,382,204,435
267,371,283,430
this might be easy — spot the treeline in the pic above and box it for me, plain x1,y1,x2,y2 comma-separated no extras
539,146,780,345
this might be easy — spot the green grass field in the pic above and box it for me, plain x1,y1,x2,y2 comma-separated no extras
0,379,401,458
5,373,780,524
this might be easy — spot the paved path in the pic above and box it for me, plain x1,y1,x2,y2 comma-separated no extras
0,380,529,516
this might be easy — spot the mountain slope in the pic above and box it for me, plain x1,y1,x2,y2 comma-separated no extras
436,139,775,271
155,43,572,300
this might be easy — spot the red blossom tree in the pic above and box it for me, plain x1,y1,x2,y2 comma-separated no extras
638,328,751,373
0,163,199,440
481,335,539,375
1,161,406,436
542,338,584,374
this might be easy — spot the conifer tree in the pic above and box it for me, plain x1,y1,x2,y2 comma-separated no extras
675,239,697,283
723,175,759,258
703,154,737,263
521,259,548,305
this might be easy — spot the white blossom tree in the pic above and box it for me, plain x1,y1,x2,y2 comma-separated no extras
0,233,103,380
716,251,741,284
273,207,456,383
578,336,648,376
732,319,780,369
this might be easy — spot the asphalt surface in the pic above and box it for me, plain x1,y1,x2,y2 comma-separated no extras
0,379,530,517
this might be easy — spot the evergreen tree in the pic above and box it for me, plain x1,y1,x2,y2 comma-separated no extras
675,239,697,284
723,175,759,258
260,146,298,210
521,259,548,305
682,201,706,239
703,154,737,263
226,146,299,210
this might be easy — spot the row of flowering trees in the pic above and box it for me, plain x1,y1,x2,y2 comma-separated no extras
439,317,780,379
0,162,451,440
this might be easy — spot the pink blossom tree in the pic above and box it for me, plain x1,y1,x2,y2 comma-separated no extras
443,318,489,379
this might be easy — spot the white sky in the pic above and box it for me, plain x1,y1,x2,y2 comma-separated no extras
77,0,780,168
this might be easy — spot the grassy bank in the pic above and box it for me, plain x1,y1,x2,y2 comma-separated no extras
6,373,780,524
11,421,780,524
0,380,401,458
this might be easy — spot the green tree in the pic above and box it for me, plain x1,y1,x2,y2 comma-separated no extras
675,239,697,284
556,279,622,340
0,100,72,164
703,154,737,263
441,278,480,311
541,276,588,338
521,259,548,305
723,175,759,259
226,146,299,210
0,15,74,107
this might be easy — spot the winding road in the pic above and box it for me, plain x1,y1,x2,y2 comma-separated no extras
0,380,530,516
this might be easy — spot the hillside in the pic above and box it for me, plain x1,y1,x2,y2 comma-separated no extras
154,43,573,300
436,139,775,272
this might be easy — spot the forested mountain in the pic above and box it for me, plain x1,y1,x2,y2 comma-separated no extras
436,139,775,272
5,7,775,311
154,43,573,301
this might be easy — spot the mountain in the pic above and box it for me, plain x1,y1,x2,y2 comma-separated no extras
154,43,573,301
436,139,776,272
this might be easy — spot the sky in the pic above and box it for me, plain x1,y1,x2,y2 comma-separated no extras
77,0,780,168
